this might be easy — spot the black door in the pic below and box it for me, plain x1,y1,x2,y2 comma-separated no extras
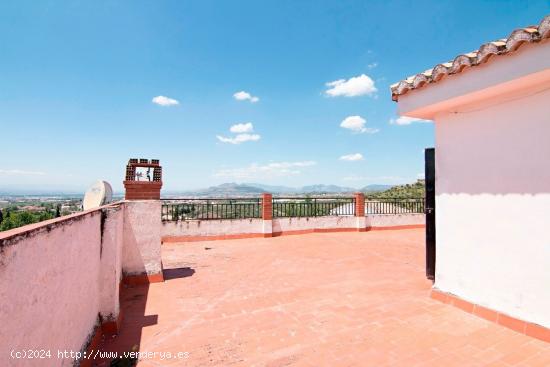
425,148,436,280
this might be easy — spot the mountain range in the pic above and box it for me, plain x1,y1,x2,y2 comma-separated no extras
163,182,394,197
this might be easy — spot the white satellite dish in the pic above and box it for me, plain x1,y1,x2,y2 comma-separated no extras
83,180,113,210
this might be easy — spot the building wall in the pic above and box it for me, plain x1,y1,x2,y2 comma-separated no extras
435,87,550,328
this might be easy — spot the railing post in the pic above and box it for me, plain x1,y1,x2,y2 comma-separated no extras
354,192,366,232
262,193,273,237
354,192,365,217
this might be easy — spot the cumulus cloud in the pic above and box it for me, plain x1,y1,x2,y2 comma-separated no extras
229,122,254,133
214,161,316,179
152,95,179,106
325,74,377,97
340,115,379,134
217,123,260,144
0,169,46,176
216,134,261,144
339,153,364,161
233,91,259,103
389,116,432,125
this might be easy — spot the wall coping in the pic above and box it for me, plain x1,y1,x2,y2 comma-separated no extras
0,201,124,248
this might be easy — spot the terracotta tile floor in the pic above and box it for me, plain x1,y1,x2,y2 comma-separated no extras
98,229,550,366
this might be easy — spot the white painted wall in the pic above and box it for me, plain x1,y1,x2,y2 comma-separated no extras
123,201,162,276
434,87,550,328
161,214,424,239
366,214,425,228
162,218,264,237
272,216,357,233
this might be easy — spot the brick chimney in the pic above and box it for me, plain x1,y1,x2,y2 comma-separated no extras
123,158,163,200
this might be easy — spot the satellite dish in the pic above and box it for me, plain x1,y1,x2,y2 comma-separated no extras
83,180,113,210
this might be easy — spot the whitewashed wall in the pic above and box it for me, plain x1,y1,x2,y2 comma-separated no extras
272,216,357,233
162,218,264,238
434,87,550,328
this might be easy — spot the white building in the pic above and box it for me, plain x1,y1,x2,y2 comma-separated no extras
392,15,550,334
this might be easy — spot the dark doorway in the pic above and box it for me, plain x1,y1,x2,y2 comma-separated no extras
425,148,436,280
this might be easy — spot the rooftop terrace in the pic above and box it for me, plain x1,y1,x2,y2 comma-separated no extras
98,229,550,366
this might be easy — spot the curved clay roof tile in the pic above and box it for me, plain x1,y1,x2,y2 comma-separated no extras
432,63,452,81
506,28,540,51
391,14,550,101
476,41,507,64
538,14,550,38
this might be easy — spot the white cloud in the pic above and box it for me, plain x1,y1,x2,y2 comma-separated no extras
229,122,254,133
152,95,179,106
0,169,46,176
339,153,364,161
389,116,432,125
233,91,259,103
216,133,261,145
218,123,260,144
367,62,378,69
325,74,377,97
340,115,379,134
214,161,316,179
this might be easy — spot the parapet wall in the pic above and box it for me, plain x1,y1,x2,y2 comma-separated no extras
0,205,122,366
161,214,425,242
0,200,163,366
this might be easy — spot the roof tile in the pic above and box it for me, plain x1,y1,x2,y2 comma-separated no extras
391,14,550,101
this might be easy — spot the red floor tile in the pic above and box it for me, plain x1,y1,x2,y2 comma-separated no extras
96,229,549,366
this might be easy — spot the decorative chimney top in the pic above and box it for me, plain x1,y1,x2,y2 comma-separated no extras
123,158,162,200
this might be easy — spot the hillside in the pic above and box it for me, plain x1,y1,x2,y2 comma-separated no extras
366,179,425,199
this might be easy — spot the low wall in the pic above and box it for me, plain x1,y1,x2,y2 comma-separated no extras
366,213,425,229
0,204,123,366
161,214,425,242
272,216,357,235
162,219,265,242
0,200,164,366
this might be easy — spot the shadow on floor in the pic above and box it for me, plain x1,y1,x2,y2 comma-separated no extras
163,267,195,280
96,284,158,366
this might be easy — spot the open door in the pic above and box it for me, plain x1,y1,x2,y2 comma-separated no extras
425,148,436,280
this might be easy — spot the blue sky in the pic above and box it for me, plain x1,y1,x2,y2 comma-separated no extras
1,1,548,192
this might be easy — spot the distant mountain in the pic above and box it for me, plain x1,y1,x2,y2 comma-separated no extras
300,184,356,193
246,183,296,193
361,184,395,193
193,183,265,197
169,183,362,197
247,183,356,194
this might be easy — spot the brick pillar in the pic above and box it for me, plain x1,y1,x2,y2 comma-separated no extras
354,192,366,232
262,193,273,220
123,158,163,200
261,193,273,237
355,192,365,217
